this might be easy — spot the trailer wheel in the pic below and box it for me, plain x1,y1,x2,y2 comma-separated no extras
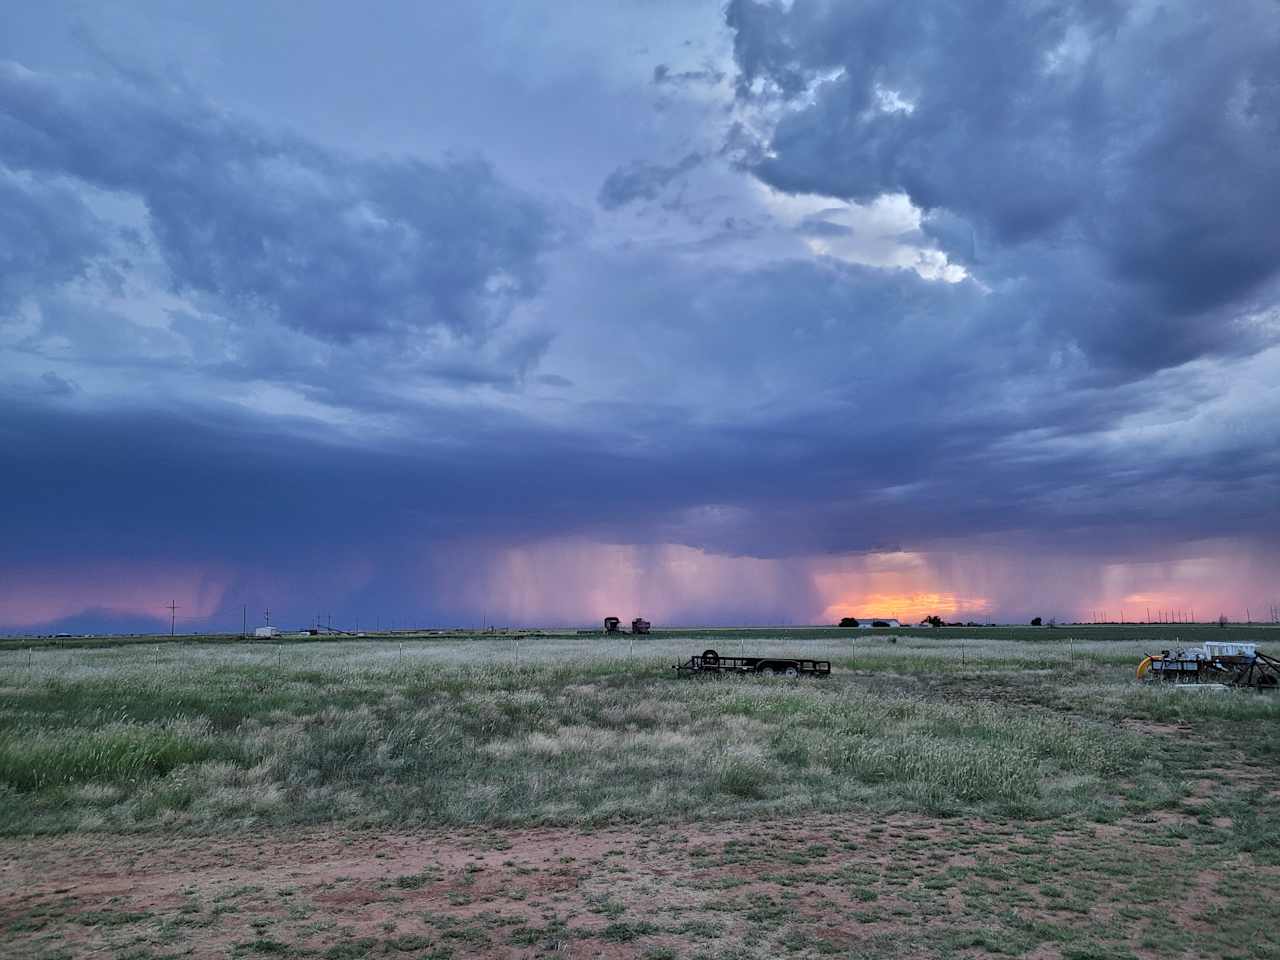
757,664,776,677
701,650,720,668
783,666,799,678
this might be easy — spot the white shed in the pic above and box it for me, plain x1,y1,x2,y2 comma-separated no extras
254,626,280,638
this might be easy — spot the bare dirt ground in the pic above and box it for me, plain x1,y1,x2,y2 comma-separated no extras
4,810,1273,960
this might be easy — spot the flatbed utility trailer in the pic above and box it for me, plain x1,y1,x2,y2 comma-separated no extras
676,649,831,678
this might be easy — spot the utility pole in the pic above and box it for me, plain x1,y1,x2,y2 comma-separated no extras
167,600,179,637
242,605,247,638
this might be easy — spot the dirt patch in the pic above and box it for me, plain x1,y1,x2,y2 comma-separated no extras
1119,717,1194,736
0,812,1270,959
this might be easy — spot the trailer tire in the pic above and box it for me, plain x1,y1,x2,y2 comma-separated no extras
757,664,776,677
701,650,720,669
783,665,799,678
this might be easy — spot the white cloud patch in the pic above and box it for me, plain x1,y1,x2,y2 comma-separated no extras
756,186,967,281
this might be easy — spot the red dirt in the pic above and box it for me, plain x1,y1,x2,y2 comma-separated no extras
0,812,1269,959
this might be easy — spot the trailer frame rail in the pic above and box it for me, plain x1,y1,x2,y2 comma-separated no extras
676,649,831,678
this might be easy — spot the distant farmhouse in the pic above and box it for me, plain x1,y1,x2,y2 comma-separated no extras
837,617,901,629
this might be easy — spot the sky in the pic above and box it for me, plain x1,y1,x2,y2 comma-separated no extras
2,0,1278,633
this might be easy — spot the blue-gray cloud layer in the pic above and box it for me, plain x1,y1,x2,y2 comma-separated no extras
0,61,549,344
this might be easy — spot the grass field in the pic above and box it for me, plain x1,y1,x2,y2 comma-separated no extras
3,629,1279,958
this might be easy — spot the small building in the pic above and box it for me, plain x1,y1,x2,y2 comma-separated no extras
631,617,651,634
254,625,280,638
603,616,621,633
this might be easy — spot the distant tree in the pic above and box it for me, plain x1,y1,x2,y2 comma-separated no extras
838,617,860,628
1218,614,1229,628
1030,617,1043,626
921,615,943,628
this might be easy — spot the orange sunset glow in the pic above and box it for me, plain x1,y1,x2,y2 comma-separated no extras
823,593,993,625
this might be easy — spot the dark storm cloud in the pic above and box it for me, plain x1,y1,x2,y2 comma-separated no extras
521,247,1280,558
725,0,1280,372
4,308,1273,628
598,152,703,210
0,60,550,345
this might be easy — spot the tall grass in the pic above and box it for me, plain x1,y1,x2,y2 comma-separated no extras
0,718,220,790
0,634,1268,834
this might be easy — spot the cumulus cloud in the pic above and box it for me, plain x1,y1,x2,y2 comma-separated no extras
724,0,1280,372
0,60,550,346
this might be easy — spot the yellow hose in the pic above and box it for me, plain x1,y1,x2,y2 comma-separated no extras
1136,655,1159,680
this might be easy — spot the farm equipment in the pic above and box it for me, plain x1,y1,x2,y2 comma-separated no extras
604,616,650,635
676,649,831,678
1137,641,1279,689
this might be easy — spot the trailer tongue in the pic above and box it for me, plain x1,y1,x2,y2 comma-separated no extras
676,649,831,678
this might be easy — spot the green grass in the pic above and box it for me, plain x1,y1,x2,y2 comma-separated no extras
2,631,1275,835
0,719,226,790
